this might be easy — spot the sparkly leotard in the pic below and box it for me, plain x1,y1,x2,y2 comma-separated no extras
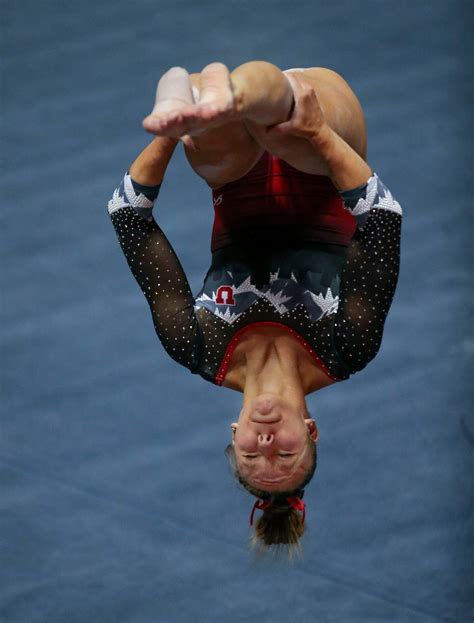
107,152,402,385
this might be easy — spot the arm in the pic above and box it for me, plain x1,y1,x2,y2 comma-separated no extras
268,75,402,372
332,174,402,372
266,72,372,189
107,137,202,370
308,95,402,372
129,136,179,186
305,95,402,372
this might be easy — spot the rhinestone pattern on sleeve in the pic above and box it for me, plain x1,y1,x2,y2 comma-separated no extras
108,171,160,220
109,200,202,370
333,174,402,372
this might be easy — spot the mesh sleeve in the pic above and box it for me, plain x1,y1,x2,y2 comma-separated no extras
333,173,402,373
107,174,202,370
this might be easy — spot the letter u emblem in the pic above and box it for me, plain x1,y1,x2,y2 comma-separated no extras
216,285,235,305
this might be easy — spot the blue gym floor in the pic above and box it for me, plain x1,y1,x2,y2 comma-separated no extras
1,1,472,621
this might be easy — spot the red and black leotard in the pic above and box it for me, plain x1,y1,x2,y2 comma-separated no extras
210,150,356,251
108,151,402,385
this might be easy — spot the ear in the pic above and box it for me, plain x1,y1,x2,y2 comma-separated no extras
230,423,238,440
304,418,318,442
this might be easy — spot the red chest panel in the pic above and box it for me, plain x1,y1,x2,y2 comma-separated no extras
211,151,356,252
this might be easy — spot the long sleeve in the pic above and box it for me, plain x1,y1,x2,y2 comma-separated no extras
333,173,402,372
107,172,202,371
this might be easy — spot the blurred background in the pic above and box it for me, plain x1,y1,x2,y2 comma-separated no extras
1,0,472,621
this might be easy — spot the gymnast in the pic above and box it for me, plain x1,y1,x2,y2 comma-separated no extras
107,62,402,551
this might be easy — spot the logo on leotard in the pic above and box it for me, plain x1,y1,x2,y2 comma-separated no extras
216,285,235,305
213,194,223,207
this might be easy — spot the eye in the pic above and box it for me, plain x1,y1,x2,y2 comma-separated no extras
279,453,294,458
242,454,258,459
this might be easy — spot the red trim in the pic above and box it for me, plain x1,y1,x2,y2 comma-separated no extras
215,321,342,385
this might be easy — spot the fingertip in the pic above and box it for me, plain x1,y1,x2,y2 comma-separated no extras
181,134,198,150
275,124,288,134
266,126,281,136
142,116,156,133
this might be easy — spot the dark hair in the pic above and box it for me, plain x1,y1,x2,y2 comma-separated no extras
225,440,317,554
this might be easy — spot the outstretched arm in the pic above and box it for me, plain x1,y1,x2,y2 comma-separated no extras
268,75,402,372
107,137,202,371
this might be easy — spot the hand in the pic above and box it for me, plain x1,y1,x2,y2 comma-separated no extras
180,134,199,151
265,73,327,140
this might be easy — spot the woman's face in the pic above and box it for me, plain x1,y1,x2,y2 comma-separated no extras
231,393,318,492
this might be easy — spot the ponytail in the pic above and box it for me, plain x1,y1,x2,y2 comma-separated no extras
251,496,306,550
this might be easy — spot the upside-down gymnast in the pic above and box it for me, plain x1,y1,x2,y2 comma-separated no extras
107,62,402,551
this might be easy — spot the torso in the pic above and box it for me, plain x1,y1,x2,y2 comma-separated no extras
191,151,355,387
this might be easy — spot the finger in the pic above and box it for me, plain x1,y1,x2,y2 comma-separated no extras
265,120,292,135
285,73,303,93
181,134,199,150
288,72,311,88
290,72,310,86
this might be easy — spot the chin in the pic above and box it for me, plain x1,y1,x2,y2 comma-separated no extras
253,393,284,410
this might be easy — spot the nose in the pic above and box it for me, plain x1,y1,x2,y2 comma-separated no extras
258,433,274,446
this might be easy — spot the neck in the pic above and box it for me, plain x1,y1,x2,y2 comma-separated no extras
222,325,336,394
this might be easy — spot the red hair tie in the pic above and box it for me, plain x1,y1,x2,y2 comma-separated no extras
286,496,306,523
250,499,272,526
249,496,306,526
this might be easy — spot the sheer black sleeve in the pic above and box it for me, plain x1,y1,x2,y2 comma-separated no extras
333,174,402,372
107,172,202,371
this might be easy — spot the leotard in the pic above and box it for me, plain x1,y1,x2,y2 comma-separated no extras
107,152,402,385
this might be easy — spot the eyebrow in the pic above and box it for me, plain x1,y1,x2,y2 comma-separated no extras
250,458,310,487
241,453,296,460
240,453,298,463
249,472,303,489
